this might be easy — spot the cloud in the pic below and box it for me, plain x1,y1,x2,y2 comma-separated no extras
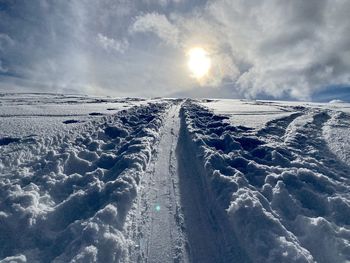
97,33,128,53
0,33,15,50
130,13,180,46
142,0,184,7
130,12,241,87
130,0,350,99
0,34,15,74
0,0,349,100
195,0,350,99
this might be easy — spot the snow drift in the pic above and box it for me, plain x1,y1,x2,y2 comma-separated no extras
0,102,167,262
180,100,350,263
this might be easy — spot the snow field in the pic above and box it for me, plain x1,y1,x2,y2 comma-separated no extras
180,101,350,263
0,93,148,138
0,102,168,262
0,96,349,263
199,99,298,130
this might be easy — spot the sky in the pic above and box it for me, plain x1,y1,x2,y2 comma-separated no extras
0,0,349,101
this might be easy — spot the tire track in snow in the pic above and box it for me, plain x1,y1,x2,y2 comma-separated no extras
124,102,189,263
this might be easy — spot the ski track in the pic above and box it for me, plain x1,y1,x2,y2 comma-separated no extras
1,97,350,263
123,102,189,263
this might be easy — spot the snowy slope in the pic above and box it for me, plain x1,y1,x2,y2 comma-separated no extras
0,94,349,263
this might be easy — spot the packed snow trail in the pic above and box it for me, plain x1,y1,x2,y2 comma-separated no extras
124,100,249,263
124,102,189,263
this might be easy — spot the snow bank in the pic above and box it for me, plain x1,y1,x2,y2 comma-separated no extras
323,111,350,166
180,101,350,263
0,103,167,262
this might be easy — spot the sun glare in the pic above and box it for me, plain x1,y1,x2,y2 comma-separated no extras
187,47,211,79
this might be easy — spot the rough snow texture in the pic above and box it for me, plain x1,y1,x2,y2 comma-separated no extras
181,101,350,263
0,93,147,138
0,103,167,262
1,96,350,263
199,99,298,130
323,110,350,166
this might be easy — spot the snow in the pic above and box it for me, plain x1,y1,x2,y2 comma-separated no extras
124,103,189,263
0,93,148,138
200,99,350,129
323,111,350,166
0,98,168,262
329,99,346,104
198,99,296,130
0,94,349,263
181,100,350,263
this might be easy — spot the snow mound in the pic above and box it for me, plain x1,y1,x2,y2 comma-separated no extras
323,111,350,166
329,99,345,104
0,103,168,262
180,100,350,263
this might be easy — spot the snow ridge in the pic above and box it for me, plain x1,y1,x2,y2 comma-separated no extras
323,110,350,166
180,101,350,263
0,102,168,262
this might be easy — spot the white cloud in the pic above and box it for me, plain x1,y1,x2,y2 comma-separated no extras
209,0,350,99
130,12,242,87
170,0,350,99
130,13,180,46
97,33,128,53
129,0,350,99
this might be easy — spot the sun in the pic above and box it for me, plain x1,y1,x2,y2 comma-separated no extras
187,47,211,79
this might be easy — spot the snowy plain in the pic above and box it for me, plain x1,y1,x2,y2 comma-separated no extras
0,93,349,263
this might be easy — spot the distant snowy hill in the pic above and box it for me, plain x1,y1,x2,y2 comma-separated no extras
0,94,349,263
